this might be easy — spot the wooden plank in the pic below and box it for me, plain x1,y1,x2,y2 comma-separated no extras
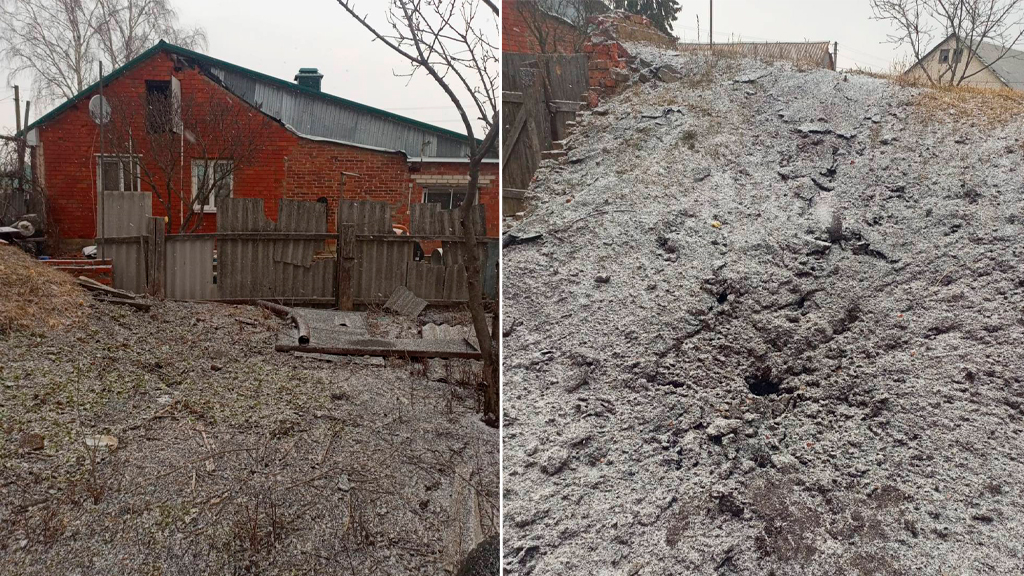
337,223,355,310
502,91,524,104
148,216,165,299
168,232,339,241
501,106,528,167
503,188,527,200
275,338,482,360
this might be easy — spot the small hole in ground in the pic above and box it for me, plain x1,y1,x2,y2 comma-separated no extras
746,366,783,396
717,291,729,305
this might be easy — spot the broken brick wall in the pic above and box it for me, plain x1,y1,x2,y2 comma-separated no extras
583,11,677,106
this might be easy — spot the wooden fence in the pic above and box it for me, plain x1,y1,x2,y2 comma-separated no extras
502,53,589,215
97,196,497,307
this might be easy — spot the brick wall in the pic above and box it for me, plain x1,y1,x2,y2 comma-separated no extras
34,49,498,244
502,3,676,107
502,0,584,54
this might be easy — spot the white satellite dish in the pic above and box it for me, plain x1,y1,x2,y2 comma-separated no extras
89,95,111,125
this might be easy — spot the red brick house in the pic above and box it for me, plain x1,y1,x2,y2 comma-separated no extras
21,41,498,248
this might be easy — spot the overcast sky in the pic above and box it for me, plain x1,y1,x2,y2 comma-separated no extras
1,1,922,136
0,0,498,135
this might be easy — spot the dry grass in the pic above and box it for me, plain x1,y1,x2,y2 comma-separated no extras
914,84,1024,125
0,244,87,334
847,59,1024,126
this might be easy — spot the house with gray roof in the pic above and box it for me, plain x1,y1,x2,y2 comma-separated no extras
906,34,1024,89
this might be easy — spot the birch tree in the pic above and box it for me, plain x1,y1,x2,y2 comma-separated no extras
0,0,206,104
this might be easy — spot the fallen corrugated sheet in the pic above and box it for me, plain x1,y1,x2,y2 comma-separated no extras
384,286,428,317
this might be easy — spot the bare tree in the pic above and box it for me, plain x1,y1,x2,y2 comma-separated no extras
334,0,500,427
0,0,206,104
93,0,206,68
102,85,270,233
872,0,1024,86
514,0,598,54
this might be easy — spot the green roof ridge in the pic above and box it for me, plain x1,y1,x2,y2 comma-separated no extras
22,40,477,146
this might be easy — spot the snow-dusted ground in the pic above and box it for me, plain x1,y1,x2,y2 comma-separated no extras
502,45,1024,575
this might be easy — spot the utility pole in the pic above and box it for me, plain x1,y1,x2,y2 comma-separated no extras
833,42,839,71
709,0,714,49
13,86,24,209
13,85,21,132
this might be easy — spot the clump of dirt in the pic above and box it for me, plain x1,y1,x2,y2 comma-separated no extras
0,244,87,334
502,44,1024,575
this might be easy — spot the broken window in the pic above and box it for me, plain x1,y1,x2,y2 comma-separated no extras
145,80,173,133
192,159,233,212
953,48,964,63
939,49,950,64
423,187,469,210
98,156,139,192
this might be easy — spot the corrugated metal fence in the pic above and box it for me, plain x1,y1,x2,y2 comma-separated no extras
97,197,496,306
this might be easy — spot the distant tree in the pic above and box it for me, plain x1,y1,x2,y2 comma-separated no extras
0,0,206,104
612,0,682,35
871,0,1024,86
93,0,207,68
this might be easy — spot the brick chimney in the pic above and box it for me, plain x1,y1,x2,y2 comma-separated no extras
295,68,324,91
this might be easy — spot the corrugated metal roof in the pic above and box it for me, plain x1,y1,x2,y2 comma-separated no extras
24,41,478,158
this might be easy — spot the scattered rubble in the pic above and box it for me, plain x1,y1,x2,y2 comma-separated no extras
0,297,496,574
503,44,1024,575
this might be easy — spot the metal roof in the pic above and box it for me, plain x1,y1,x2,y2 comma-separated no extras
24,41,480,158
972,41,1024,89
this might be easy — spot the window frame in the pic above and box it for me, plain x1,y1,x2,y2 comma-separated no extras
939,49,950,64
96,155,141,193
422,186,471,211
192,159,234,213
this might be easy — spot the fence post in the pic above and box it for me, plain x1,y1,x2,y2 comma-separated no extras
147,216,165,299
336,223,356,310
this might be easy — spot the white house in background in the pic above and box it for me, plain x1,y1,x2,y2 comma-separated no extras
906,34,1024,89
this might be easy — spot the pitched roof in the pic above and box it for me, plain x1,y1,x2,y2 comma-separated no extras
909,34,1024,89
972,41,1024,89
23,41,480,158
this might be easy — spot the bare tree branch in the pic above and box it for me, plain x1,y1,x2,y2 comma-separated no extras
873,0,1024,86
333,0,499,427
0,0,206,107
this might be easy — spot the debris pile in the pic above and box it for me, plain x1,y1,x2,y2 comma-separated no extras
0,244,87,334
503,44,1024,575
